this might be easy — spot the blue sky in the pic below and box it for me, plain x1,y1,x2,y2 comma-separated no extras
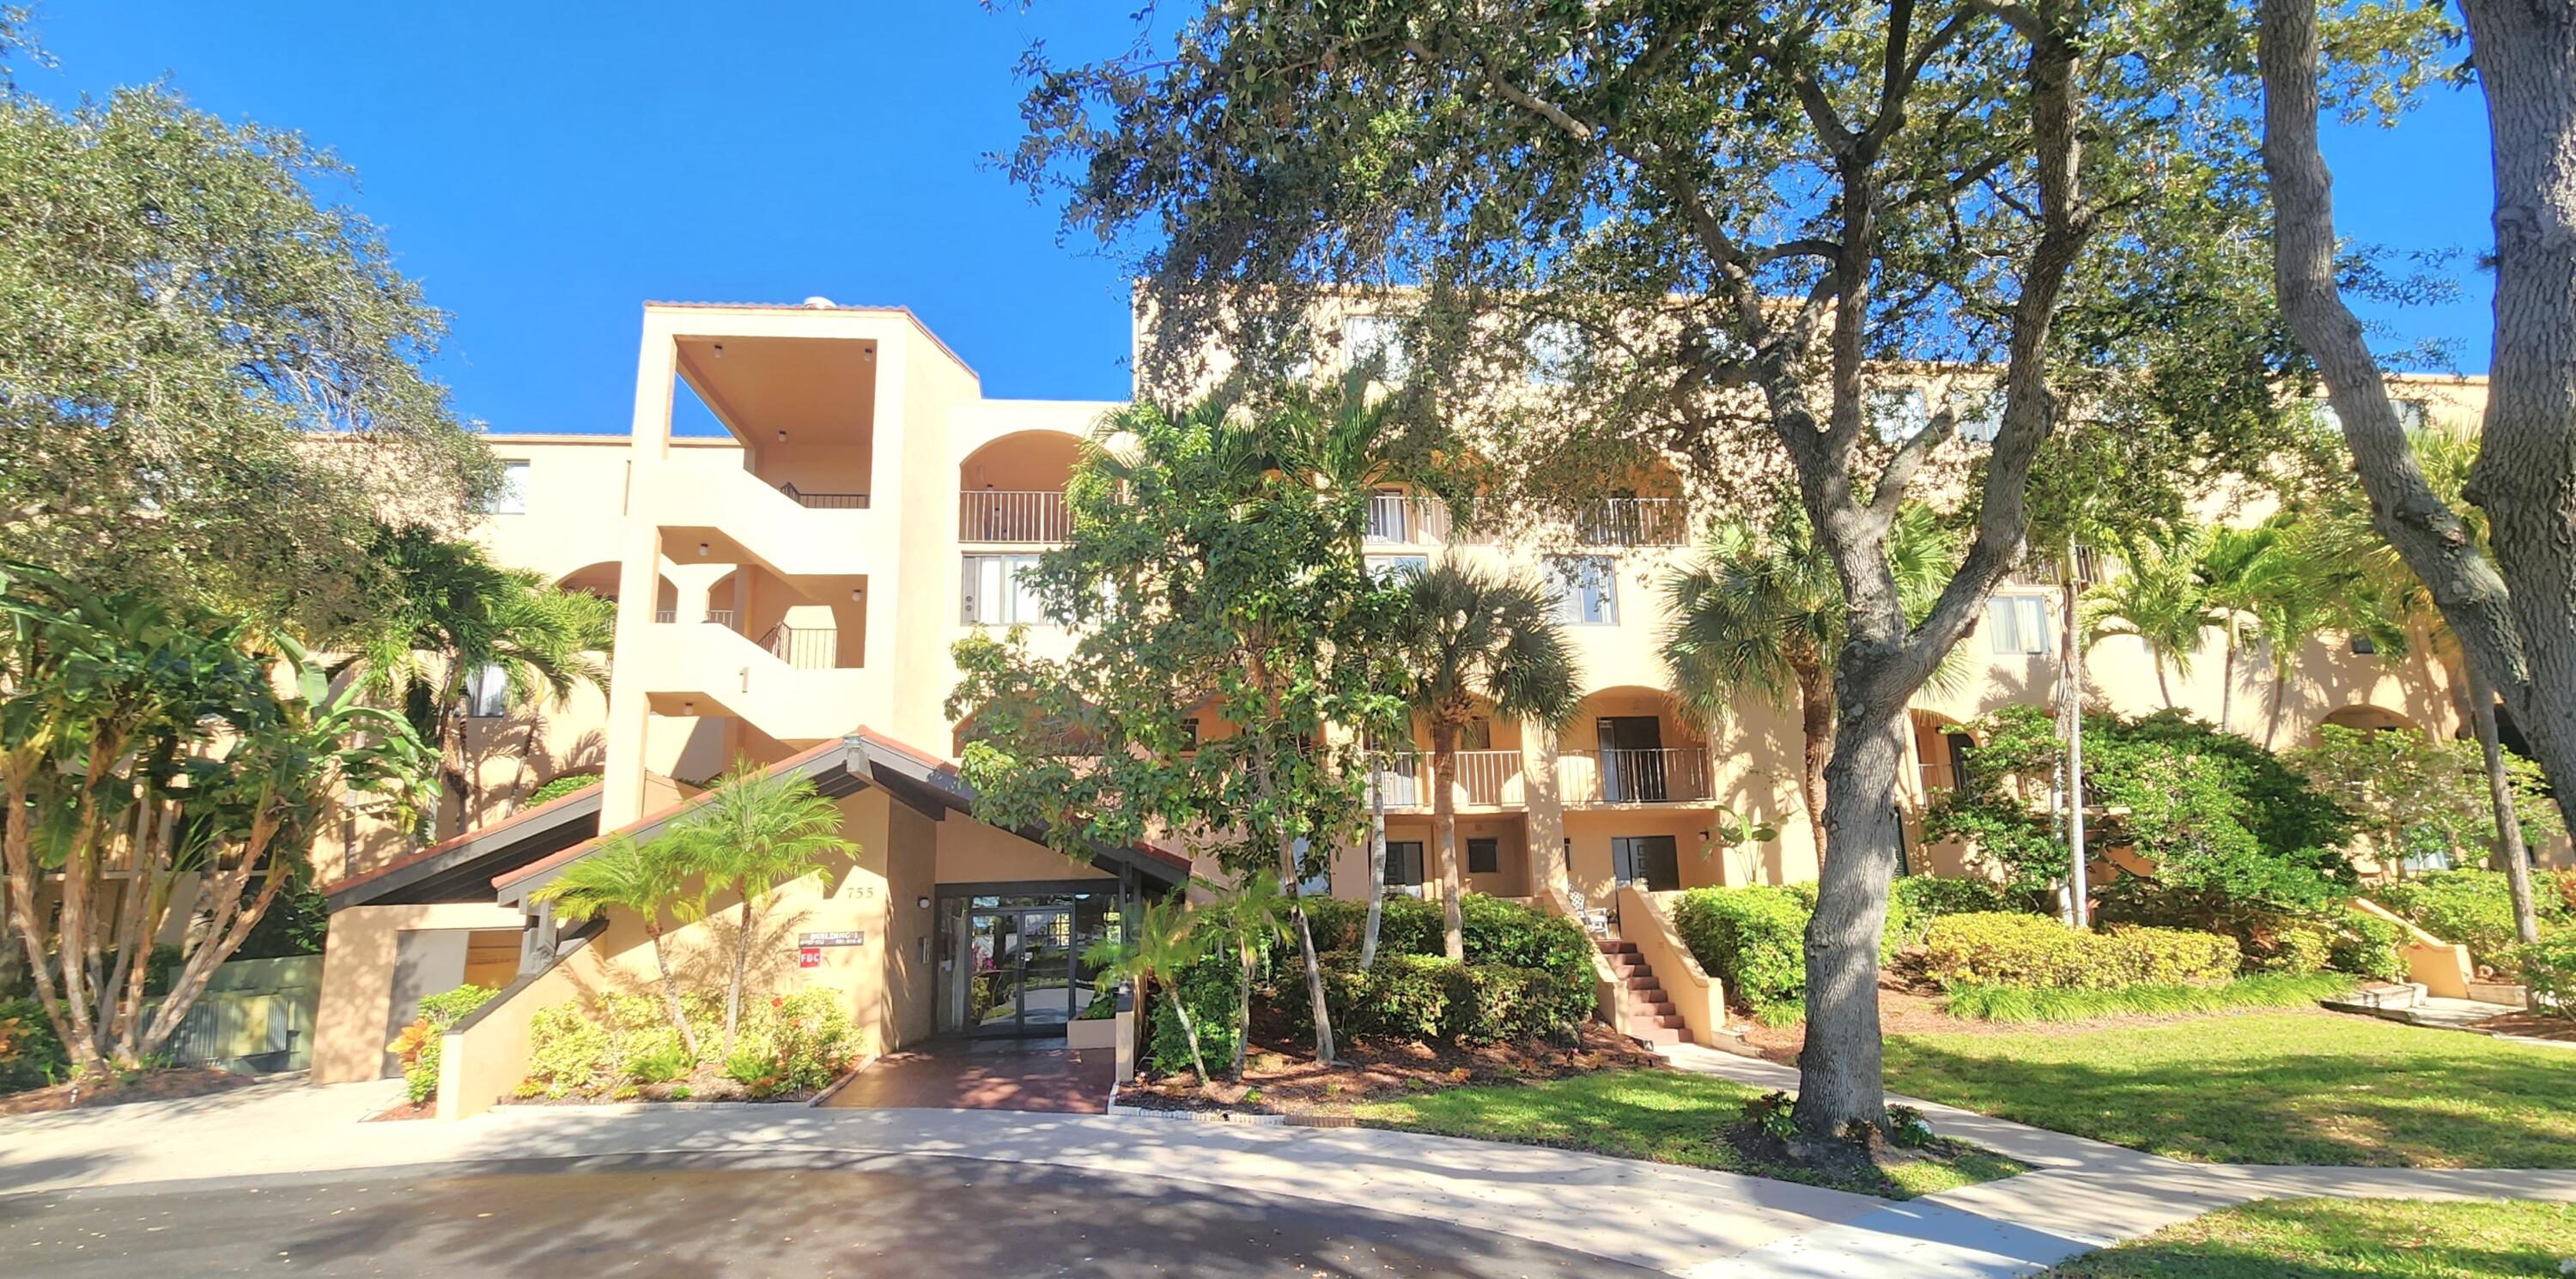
26,3,2498,434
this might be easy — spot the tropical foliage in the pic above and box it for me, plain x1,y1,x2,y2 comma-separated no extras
0,563,433,1076
526,831,705,1058
0,82,496,636
1084,894,1213,1084
2288,726,2561,882
1389,563,1580,961
662,762,852,1056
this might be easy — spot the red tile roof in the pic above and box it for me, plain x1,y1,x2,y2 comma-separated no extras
492,736,848,890
327,781,600,899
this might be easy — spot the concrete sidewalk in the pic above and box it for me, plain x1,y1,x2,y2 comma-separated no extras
0,1075,1881,1277
4,1064,2572,1279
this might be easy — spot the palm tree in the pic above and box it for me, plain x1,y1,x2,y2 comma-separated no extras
1661,501,1960,859
1260,381,1449,968
1200,870,1293,1076
1394,563,1582,962
671,761,854,1056
2195,520,2287,733
347,525,616,837
2082,524,2211,708
1081,894,1212,1087
527,831,704,1058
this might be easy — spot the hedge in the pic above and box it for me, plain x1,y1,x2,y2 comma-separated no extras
0,998,68,1094
1940,972,2354,1022
1888,875,2007,949
1670,886,1813,1016
1923,912,2240,990
2514,933,2576,1020
1311,951,1595,1044
1147,950,1244,1075
2372,869,2570,977
1299,893,1595,976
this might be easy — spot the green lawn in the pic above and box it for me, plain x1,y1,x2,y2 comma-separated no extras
1883,1009,2576,1167
1344,1068,2028,1200
2044,1198,2576,1278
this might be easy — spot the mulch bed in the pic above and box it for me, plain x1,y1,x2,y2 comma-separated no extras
1121,1015,1662,1116
2470,1010,2576,1043
0,1067,253,1117
495,1061,835,1107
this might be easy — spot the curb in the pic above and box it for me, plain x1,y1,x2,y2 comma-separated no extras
1103,1082,1289,1126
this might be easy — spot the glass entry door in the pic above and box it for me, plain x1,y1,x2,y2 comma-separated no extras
966,906,1078,1037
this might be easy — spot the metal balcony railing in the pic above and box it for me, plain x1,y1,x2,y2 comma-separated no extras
1571,497,1692,548
1562,747,1713,804
1373,749,1526,809
1363,494,1455,546
961,489,1071,543
761,622,839,670
778,482,870,510
652,609,737,627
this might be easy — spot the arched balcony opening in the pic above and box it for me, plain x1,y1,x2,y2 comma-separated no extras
960,430,1084,543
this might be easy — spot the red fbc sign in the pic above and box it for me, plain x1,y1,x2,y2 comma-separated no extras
798,947,822,969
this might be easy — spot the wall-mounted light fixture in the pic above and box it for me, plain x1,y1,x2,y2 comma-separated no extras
696,542,709,556
710,343,725,359
776,430,787,443
916,895,930,910
851,588,864,601
681,700,695,714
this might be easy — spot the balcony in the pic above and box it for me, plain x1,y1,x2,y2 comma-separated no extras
779,483,869,510
761,621,841,670
1571,497,1692,548
653,609,738,627
961,489,1071,543
1373,749,1527,809
1561,748,1714,804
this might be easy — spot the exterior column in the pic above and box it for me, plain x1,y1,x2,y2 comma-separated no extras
1524,724,1571,908
602,317,680,828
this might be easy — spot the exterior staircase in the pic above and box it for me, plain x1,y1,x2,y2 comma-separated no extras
1598,936,1691,1046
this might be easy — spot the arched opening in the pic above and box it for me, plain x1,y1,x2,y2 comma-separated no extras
960,430,1085,543
2320,704,2421,738
554,561,623,603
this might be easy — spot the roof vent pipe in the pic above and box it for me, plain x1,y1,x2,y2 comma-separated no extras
802,295,835,309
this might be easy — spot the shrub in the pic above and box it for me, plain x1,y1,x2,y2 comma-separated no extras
2372,869,2568,974
524,1002,617,1098
1922,912,2238,991
1148,950,1240,1075
0,998,69,1094
388,984,498,1105
523,991,718,1099
2248,918,2336,975
1279,893,1595,1048
1300,893,1592,974
721,990,859,1097
2329,908,2407,981
2512,934,2576,1020
1888,876,2007,949
1939,972,2353,1022
1671,885,1812,1016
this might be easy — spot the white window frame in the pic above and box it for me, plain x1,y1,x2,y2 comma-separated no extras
1868,388,1929,445
489,460,530,515
1341,314,1408,383
1954,391,2003,445
1366,554,1429,584
1525,320,1582,386
1985,594,2052,656
463,663,510,718
961,553,1047,626
1546,555,1620,627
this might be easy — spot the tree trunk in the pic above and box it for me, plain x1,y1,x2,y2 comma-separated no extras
1795,662,1833,865
2470,668,2542,945
2218,632,2237,735
1167,986,1212,1088
2154,656,2174,710
1359,760,1388,968
1251,730,1336,1064
724,894,756,1056
647,922,702,1060
0,770,82,1068
1795,705,1911,1141
2263,0,2576,836
1430,718,1466,962
1232,946,1252,1077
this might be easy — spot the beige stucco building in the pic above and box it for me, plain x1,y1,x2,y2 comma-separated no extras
310,296,2517,1110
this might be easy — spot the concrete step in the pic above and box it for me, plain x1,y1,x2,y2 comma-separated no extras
1632,1025,1686,1046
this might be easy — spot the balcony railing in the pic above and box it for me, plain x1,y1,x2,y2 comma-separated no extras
1571,497,1692,548
1373,749,1526,809
761,622,840,670
961,489,1071,543
1363,494,1454,546
778,482,870,510
653,609,738,627
1562,747,1713,804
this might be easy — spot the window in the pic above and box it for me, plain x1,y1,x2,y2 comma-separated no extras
1954,391,2003,445
1342,315,1407,382
1985,594,2051,655
1365,554,1428,584
1526,320,1582,386
1364,488,1413,543
961,554,1045,625
1382,840,1426,895
2351,634,2378,656
1179,717,1200,752
488,461,530,515
2394,398,2430,433
463,664,510,718
1291,836,1331,897
1867,388,1929,444
1545,555,1619,626
1467,837,1499,875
